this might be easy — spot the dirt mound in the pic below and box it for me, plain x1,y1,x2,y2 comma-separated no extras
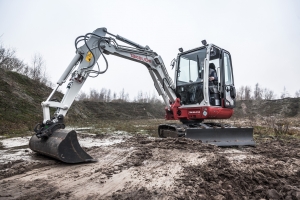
67,101,165,123
0,69,164,135
233,98,300,118
175,145,300,199
109,137,300,200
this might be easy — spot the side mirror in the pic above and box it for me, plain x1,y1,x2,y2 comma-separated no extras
230,86,236,99
170,58,176,69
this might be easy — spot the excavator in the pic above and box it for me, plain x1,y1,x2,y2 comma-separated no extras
29,27,255,163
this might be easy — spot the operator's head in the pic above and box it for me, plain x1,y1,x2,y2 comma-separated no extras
209,63,216,70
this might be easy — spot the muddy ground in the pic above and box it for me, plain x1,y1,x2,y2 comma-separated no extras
0,133,300,200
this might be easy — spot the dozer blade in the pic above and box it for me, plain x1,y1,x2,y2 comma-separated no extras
29,129,96,163
186,128,255,146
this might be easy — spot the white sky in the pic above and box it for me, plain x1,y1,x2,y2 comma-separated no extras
0,0,299,99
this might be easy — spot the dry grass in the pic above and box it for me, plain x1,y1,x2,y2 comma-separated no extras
69,119,168,137
212,116,300,138
71,117,300,139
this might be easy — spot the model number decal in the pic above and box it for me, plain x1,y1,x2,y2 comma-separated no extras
130,54,151,63
188,111,201,114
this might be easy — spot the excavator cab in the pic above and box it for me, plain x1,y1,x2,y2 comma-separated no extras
168,44,254,146
175,45,236,110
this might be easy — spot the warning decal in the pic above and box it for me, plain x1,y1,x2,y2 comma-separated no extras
85,51,93,62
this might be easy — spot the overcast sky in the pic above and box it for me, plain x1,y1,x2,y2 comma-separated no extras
0,0,299,99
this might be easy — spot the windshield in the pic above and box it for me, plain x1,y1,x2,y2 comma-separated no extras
177,48,206,86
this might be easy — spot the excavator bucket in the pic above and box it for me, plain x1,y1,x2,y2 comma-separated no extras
29,129,96,163
186,127,255,146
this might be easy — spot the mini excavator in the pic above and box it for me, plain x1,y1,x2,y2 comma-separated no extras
29,28,255,163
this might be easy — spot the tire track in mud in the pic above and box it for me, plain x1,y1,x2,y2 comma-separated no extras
1,135,300,199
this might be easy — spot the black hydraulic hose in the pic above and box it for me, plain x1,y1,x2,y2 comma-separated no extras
96,38,108,74
85,37,109,77
74,35,89,49
82,33,97,69
73,32,110,78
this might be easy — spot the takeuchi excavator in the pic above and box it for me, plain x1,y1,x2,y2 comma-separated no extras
29,27,255,163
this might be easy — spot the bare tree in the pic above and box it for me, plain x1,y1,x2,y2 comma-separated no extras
149,90,162,104
119,88,129,102
253,83,262,100
112,92,117,100
30,53,46,82
244,86,252,100
99,88,106,102
280,86,289,99
134,90,162,104
89,89,99,101
236,86,245,100
295,90,300,98
22,65,30,76
106,89,111,102
262,88,275,100
135,90,147,103
76,91,88,101
0,44,26,72
135,91,154,103
0,44,53,86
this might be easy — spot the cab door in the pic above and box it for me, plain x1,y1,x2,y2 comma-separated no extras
220,50,236,108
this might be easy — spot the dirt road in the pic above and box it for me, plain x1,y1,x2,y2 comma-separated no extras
1,133,300,199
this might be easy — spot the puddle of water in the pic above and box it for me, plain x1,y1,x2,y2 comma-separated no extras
0,137,33,163
78,131,130,148
65,126,94,132
0,147,33,164
133,125,148,127
114,131,129,135
222,149,245,154
78,137,124,148
0,136,31,149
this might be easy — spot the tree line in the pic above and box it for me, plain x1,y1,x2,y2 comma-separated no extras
0,43,52,87
1,42,300,101
0,42,163,104
77,88,163,104
236,83,300,100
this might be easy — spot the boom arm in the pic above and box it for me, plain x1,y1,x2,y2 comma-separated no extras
39,28,177,132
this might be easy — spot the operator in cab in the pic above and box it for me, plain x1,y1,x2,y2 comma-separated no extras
209,63,218,82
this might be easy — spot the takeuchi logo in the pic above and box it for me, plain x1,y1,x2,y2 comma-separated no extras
130,54,152,63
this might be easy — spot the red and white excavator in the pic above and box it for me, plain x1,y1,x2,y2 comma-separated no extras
29,28,255,163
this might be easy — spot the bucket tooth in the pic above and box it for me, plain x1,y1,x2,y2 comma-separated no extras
29,129,96,163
